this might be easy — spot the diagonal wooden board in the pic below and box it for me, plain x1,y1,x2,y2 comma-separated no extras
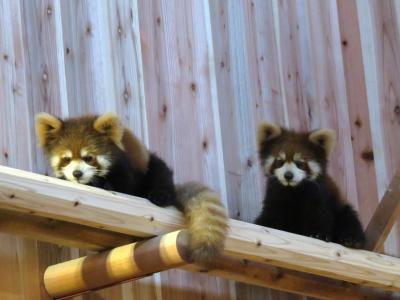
365,167,400,251
0,165,399,294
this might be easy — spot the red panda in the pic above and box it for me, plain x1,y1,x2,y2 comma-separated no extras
255,122,365,248
35,112,228,263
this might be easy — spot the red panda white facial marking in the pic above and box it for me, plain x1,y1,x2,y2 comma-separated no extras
263,152,322,187
308,160,322,180
257,122,335,187
50,147,112,184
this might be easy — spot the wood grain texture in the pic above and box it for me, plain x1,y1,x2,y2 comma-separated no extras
44,230,189,298
357,0,400,256
274,0,359,209
138,1,232,299
1,166,399,293
337,0,379,226
208,1,290,298
0,209,137,251
1,0,400,299
365,167,400,251
185,256,396,300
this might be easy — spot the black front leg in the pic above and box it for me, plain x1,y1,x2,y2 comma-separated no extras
146,186,177,207
334,204,365,249
300,206,335,242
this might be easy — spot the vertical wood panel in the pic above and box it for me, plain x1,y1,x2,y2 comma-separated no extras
275,0,358,208
0,0,399,299
209,1,297,299
337,0,379,225
106,0,148,141
139,0,231,299
60,0,117,114
0,1,41,299
357,0,400,256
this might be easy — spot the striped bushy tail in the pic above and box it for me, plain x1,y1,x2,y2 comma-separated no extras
175,182,228,264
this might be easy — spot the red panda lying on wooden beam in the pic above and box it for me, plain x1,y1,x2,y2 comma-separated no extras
35,112,228,263
255,122,365,249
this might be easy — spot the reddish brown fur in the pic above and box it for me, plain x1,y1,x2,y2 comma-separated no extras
36,112,229,263
262,130,328,171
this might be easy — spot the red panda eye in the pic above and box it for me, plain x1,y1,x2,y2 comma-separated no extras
274,159,284,168
62,157,71,164
83,155,93,163
295,161,306,169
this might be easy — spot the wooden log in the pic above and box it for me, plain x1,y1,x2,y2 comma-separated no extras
224,221,400,291
0,210,390,299
0,166,400,291
365,167,400,251
0,211,389,299
185,256,396,300
0,165,184,237
43,230,190,299
0,209,136,251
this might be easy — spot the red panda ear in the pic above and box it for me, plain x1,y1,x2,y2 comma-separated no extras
257,122,282,159
93,113,124,149
308,129,336,156
35,113,62,147
257,122,282,147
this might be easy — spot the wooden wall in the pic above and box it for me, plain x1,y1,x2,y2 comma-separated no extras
0,0,399,299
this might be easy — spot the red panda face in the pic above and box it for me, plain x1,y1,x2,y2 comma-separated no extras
50,145,112,184
36,113,125,184
257,122,336,187
263,151,322,186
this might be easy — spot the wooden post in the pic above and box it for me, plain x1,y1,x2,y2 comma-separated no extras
365,167,400,251
43,230,191,299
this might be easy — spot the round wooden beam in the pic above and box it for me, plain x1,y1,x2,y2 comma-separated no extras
44,230,191,298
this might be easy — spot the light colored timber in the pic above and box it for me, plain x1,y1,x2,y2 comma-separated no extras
0,209,391,299
0,210,389,300
0,209,137,251
184,256,396,300
0,166,400,292
44,230,190,298
365,167,400,251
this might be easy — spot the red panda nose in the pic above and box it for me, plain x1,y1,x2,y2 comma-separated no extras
73,170,83,178
284,171,294,181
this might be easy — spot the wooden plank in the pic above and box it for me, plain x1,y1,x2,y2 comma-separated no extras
184,256,397,300
0,166,399,291
208,1,288,298
0,188,389,299
44,230,189,299
60,0,117,114
38,234,398,300
357,0,400,256
138,0,231,299
275,0,359,209
18,1,92,299
4,201,390,299
337,0,379,226
0,1,45,298
225,221,400,291
365,168,400,251
105,0,148,142
0,209,137,251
